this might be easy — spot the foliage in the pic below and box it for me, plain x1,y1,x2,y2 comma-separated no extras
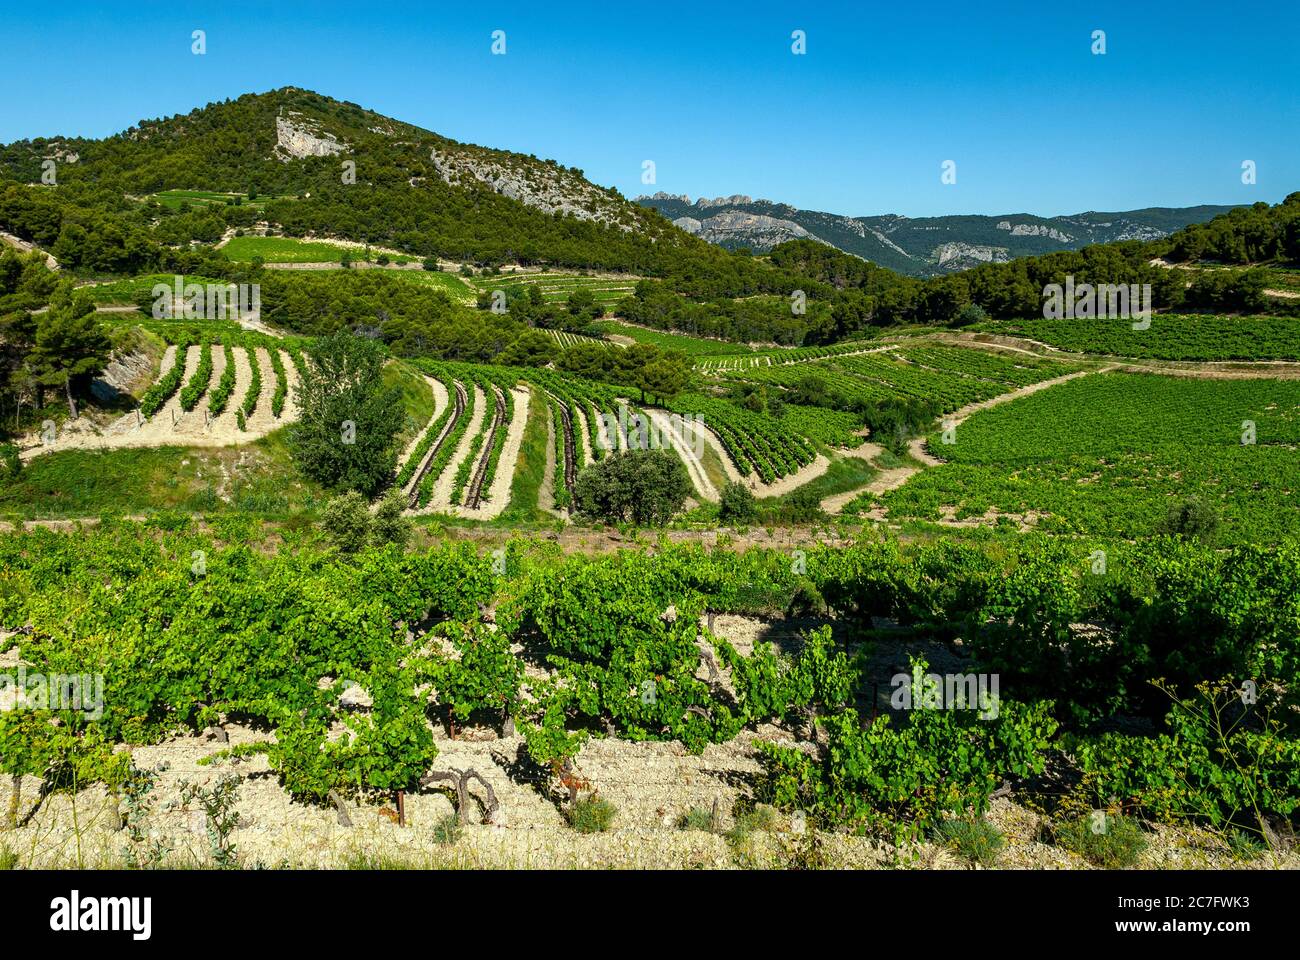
1157,497,1220,544
289,330,403,497
571,449,692,526
1072,681,1300,840
754,658,1057,840
177,775,243,869
718,480,757,523
935,816,1004,867
566,794,616,833
321,491,373,553
1051,813,1147,868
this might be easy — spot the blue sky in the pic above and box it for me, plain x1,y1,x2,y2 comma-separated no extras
1,0,1296,217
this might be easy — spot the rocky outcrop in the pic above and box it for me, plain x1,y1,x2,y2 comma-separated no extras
997,221,1073,242
695,194,753,208
274,115,347,160
429,149,632,230
690,210,819,248
932,242,1009,268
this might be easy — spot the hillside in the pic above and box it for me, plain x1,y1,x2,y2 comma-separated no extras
0,88,785,284
637,192,1239,276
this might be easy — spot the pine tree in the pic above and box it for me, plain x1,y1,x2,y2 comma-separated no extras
29,287,109,419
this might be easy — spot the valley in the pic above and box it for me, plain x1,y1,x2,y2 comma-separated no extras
0,85,1297,880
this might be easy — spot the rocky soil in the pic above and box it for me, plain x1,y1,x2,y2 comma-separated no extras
1,616,1288,871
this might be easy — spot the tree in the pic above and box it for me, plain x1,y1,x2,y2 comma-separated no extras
789,373,828,407
29,288,109,418
497,329,558,367
954,303,988,328
637,358,687,405
1157,498,1220,544
719,480,757,523
289,331,403,497
572,449,691,526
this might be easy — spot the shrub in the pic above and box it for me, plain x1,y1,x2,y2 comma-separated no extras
0,444,20,483
572,449,691,526
422,257,440,271
566,794,616,834
726,803,779,846
321,491,372,554
719,480,757,523
1157,497,1220,543
935,817,1004,867
370,489,411,549
1052,813,1147,868
679,806,717,832
953,303,988,328
781,487,823,524
432,814,462,845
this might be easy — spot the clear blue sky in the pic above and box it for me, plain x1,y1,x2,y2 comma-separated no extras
1,0,1296,217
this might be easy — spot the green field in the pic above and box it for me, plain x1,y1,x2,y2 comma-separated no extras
83,273,228,305
151,189,293,211
220,235,418,264
725,343,1083,413
467,271,639,306
0,437,323,519
879,372,1300,543
382,267,477,304
977,313,1300,361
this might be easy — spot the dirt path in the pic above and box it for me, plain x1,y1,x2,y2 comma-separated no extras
405,381,465,505
644,409,720,502
465,387,507,510
421,384,486,514
0,229,58,270
820,368,1109,514
538,392,567,519
460,386,531,520
570,403,595,467
244,347,280,432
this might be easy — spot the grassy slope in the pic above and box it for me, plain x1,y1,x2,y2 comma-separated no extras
0,433,325,520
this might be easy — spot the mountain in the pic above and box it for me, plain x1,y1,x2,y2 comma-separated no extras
636,193,1242,277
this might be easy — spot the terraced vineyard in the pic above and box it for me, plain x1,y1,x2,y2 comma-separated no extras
400,361,532,517
724,342,1084,413
543,329,615,350
879,372,1300,542
22,333,303,460
466,271,640,306
592,321,755,356
668,392,817,483
695,340,882,372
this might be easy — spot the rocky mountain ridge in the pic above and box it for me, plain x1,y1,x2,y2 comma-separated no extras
636,192,1241,276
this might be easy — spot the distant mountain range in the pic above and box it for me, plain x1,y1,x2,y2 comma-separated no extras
635,193,1242,277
